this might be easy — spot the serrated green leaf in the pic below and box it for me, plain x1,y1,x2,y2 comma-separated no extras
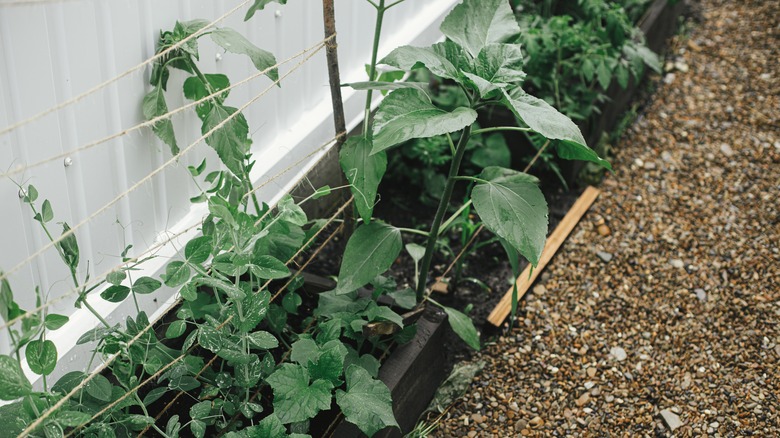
471,166,547,265
244,0,288,21
334,222,402,295
441,305,480,350
211,28,278,81
133,276,162,295
202,104,251,178
266,363,333,424
0,355,32,401
440,0,520,58
100,285,130,303
143,85,178,155
339,136,387,223
44,314,69,330
251,413,287,437
372,88,477,154
25,340,57,376
501,88,611,170
464,43,525,97
309,343,347,385
336,365,398,436
163,261,191,288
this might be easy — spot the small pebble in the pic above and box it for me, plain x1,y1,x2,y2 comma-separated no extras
597,251,613,263
610,346,627,361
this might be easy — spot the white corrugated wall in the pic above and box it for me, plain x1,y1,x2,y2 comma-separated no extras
0,0,457,385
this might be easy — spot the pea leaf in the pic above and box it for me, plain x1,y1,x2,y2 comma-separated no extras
0,355,32,400
335,365,398,436
440,305,480,350
334,222,402,295
166,320,187,339
143,85,178,155
276,195,307,226
44,314,69,330
162,261,191,288
57,223,79,270
266,363,334,424
133,276,162,295
36,200,54,223
500,87,611,170
100,285,130,303
471,167,548,266
25,340,57,376
372,88,477,154
244,0,288,21
56,411,91,428
247,331,278,350
85,375,112,402
185,236,213,264
250,255,290,280
339,136,387,223
236,290,270,333
202,104,251,178
439,0,520,58
210,28,278,81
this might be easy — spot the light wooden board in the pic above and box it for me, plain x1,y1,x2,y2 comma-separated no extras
487,186,601,327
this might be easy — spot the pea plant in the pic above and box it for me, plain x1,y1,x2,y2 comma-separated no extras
334,0,610,349
0,14,398,438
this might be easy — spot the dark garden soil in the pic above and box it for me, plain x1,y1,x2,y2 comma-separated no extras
428,0,780,436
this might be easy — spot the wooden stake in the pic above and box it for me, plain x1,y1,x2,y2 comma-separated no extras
487,186,601,327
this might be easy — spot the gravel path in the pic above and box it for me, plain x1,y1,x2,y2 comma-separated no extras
432,1,779,436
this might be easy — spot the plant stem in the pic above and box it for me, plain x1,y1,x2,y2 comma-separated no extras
415,125,472,301
397,227,429,237
470,126,532,135
362,0,386,138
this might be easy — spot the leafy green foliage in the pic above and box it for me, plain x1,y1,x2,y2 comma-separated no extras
244,0,288,21
336,365,398,436
334,222,402,295
339,136,387,222
471,167,548,265
371,89,478,154
266,363,334,424
0,355,32,400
